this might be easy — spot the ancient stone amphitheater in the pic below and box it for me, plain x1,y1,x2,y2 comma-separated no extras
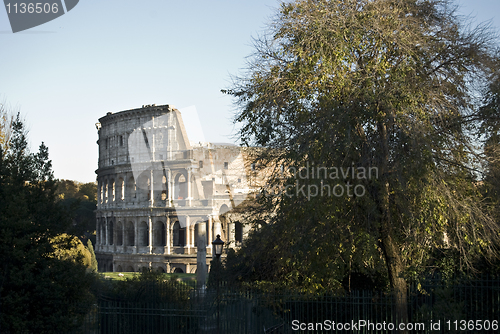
94,104,257,273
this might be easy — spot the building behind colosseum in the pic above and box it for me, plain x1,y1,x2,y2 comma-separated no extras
95,104,261,273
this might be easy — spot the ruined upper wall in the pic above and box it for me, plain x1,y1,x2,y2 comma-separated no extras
96,104,187,170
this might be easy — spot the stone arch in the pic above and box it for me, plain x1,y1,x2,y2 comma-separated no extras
136,171,151,203
101,220,107,244
116,221,123,246
173,221,185,247
104,180,109,203
174,170,188,199
154,221,166,247
157,266,165,273
98,180,102,205
125,221,135,246
108,220,114,245
139,221,149,247
117,177,124,201
219,204,230,216
173,267,184,274
116,265,123,272
126,266,134,272
109,178,115,202
126,176,136,202
161,175,168,201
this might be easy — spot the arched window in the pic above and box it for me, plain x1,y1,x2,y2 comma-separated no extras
108,179,115,203
139,221,149,247
109,221,114,245
174,172,187,199
126,221,135,246
125,176,136,202
116,222,123,246
117,178,124,201
101,221,107,244
161,175,168,201
154,221,166,247
173,221,185,247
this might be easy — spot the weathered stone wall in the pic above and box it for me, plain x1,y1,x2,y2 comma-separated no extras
95,105,254,273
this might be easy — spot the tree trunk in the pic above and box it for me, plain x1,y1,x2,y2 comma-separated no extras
377,119,408,333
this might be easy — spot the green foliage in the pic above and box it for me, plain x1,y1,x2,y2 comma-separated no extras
225,0,500,295
96,268,191,305
50,233,92,268
87,239,98,272
55,179,97,243
0,114,97,333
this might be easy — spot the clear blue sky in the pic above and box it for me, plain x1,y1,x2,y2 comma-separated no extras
1,0,499,183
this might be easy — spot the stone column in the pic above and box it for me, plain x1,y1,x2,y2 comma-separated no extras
208,216,213,256
168,169,173,206
134,220,139,254
185,216,191,254
104,217,109,246
166,215,171,255
196,222,207,289
150,170,154,207
96,218,100,251
148,216,153,254
187,168,192,206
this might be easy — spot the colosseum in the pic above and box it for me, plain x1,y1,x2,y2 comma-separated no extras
94,104,260,273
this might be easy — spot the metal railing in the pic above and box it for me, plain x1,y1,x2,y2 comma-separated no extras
71,276,500,334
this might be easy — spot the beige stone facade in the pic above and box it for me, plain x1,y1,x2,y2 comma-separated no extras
95,104,256,273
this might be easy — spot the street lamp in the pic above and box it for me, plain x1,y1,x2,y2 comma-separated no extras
212,234,224,258
211,234,224,334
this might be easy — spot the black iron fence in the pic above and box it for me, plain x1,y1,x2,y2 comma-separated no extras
73,276,500,334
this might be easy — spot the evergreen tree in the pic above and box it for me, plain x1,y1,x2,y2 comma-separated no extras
87,239,98,272
0,114,96,333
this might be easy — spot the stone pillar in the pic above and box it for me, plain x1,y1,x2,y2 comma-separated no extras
166,215,171,255
168,169,173,205
150,170,154,207
113,220,117,252
187,168,192,206
96,218,100,251
97,179,101,207
134,220,139,254
185,216,191,254
104,217,109,246
196,222,207,289
148,216,153,254
228,221,235,243
208,216,213,255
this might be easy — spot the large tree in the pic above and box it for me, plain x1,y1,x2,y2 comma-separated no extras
0,115,95,333
226,0,500,325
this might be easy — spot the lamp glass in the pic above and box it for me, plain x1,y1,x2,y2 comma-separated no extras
215,243,223,256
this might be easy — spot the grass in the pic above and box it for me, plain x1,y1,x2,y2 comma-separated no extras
100,271,196,282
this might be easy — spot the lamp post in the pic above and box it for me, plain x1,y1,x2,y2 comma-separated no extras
212,234,224,259
212,234,224,334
